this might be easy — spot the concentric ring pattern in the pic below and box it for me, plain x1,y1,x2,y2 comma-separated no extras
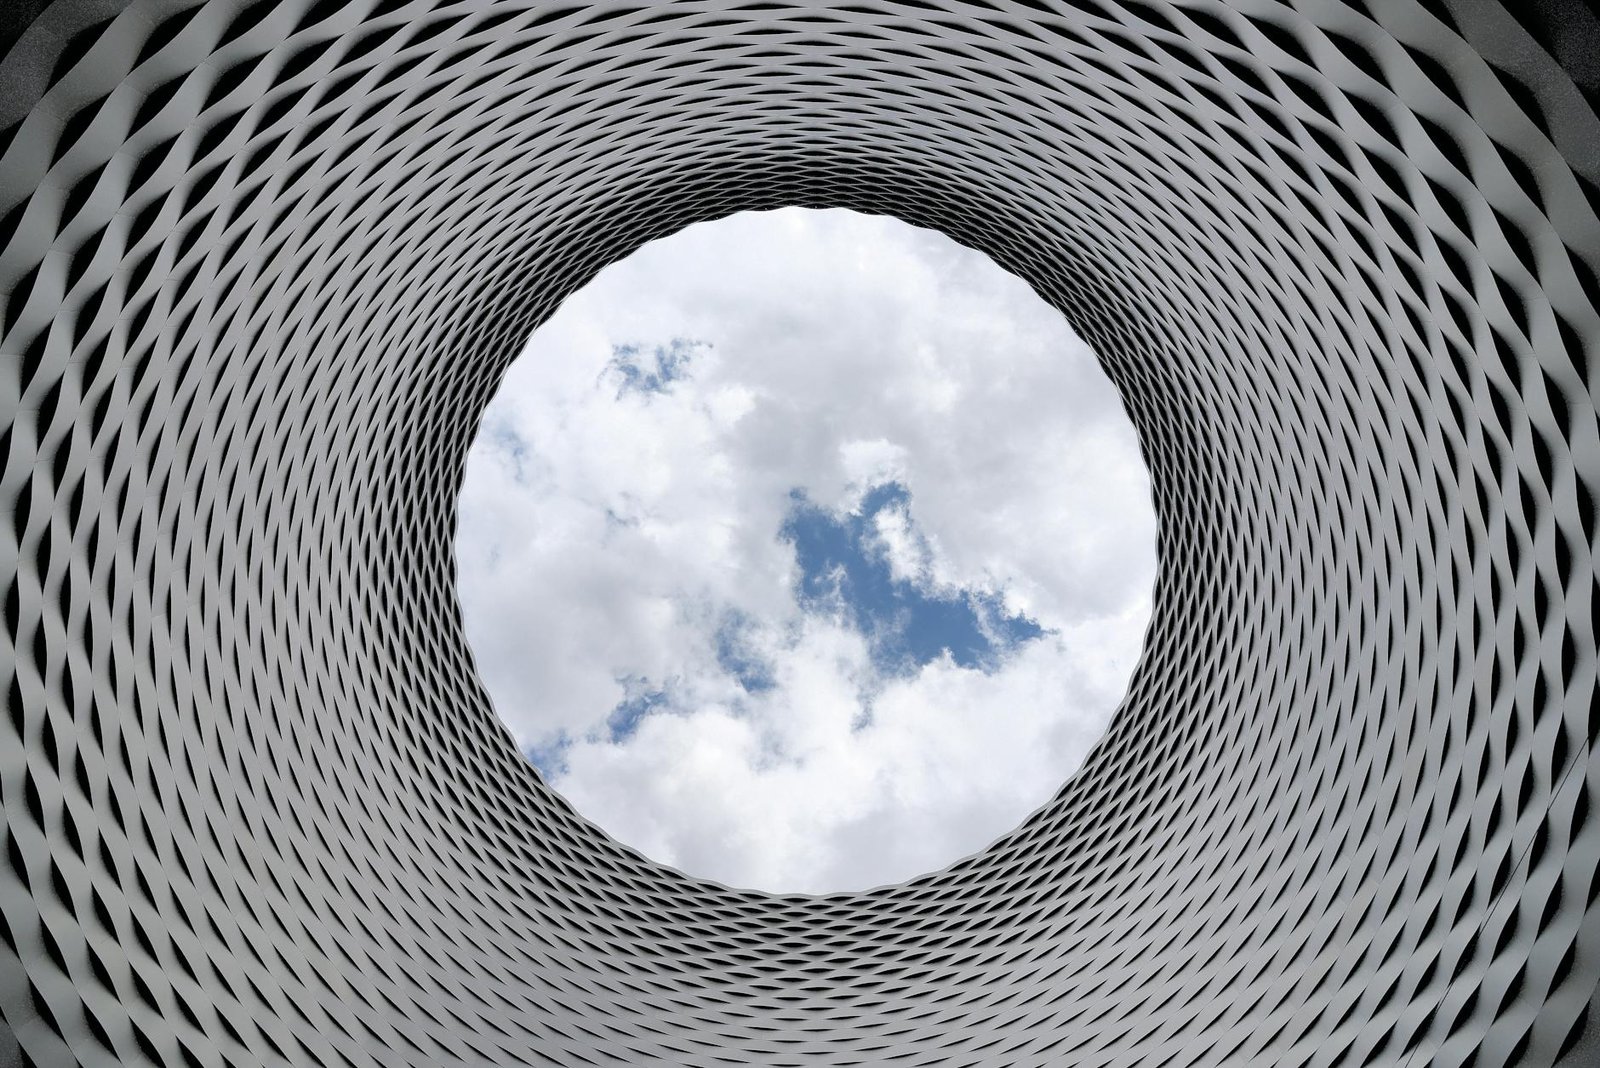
2,1,1598,1065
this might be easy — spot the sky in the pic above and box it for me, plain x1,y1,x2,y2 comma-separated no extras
455,207,1157,894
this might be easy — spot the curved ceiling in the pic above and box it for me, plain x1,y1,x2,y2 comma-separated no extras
2,2,1597,1065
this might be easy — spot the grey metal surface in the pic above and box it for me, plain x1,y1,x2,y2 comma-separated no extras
1,1,1597,1065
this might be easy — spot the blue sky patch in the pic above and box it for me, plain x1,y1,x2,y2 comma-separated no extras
604,677,672,742
486,419,532,483
525,733,572,780
715,611,776,694
530,482,1046,779
607,338,704,397
527,678,670,781
780,482,1044,675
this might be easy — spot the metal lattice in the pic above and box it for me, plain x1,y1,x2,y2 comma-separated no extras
2,1,1598,1065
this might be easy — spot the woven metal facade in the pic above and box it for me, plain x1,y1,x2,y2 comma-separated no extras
2,1,1598,1065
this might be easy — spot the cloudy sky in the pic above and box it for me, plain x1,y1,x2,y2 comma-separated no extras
455,207,1156,894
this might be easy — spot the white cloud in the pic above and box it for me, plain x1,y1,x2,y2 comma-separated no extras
455,207,1156,893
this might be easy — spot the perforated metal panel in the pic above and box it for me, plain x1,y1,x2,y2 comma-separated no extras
2,2,1598,1066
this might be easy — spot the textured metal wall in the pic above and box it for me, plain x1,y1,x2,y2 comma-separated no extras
1,1,1597,1065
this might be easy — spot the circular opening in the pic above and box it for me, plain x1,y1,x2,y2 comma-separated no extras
456,207,1157,893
